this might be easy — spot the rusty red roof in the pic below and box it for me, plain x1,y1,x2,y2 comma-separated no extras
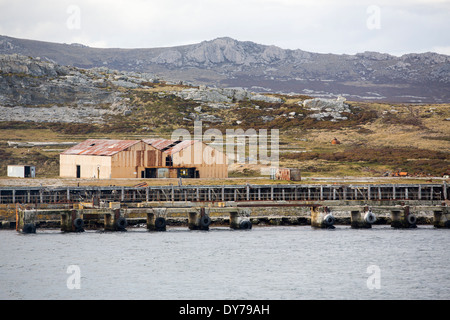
61,139,140,156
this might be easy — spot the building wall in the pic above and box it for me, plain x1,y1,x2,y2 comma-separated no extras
7,166,35,178
60,154,112,179
169,142,228,178
111,141,160,178
7,166,25,178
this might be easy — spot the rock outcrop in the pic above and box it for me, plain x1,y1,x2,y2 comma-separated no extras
0,54,157,123
302,96,351,121
170,86,283,107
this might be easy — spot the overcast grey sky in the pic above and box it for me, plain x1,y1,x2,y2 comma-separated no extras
0,0,449,56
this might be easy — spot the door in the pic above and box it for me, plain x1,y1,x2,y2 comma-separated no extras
145,168,157,178
76,165,81,178
157,168,169,178
24,166,31,178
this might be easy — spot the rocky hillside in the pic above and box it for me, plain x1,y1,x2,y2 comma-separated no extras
0,54,378,130
1,35,449,103
0,54,291,124
0,53,449,179
0,54,153,123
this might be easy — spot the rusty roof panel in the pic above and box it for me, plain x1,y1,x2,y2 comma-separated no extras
142,139,175,151
143,138,197,154
165,140,196,155
62,138,198,157
61,139,140,156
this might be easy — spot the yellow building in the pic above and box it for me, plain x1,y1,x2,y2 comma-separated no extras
60,138,228,179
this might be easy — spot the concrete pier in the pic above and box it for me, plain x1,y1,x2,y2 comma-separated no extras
10,199,449,232
230,208,252,230
61,209,84,232
311,206,335,229
433,208,450,228
104,208,127,231
391,206,417,228
16,205,37,233
146,208,167,231
188,207,211,230
1,221,14,229
351,207,377,228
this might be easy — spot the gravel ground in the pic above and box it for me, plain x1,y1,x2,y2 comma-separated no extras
0,176,446,188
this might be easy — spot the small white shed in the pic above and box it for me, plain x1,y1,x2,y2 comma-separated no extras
7,165,36,178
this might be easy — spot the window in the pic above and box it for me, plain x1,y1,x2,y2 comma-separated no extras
165,155,173,166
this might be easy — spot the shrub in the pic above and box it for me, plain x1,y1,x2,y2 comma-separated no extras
281,146,449,176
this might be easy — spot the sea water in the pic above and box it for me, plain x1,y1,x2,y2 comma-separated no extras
0,225,448,300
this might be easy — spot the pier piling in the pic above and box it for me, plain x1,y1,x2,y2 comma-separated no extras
61,209,84,232
311,206,335,229
147,208,167,231
188,207,211,230
391,206,417,228
104,208,127,231
230,208,252,230
351,207,376,228
16,205,36,233
433,208,450,228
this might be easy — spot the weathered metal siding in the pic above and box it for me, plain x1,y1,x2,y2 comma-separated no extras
112,142,159,178
169,168,178,178
147,150,157,166
60,154,112,179
170,141,228,178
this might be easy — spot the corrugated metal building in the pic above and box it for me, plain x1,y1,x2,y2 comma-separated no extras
60,138,228,179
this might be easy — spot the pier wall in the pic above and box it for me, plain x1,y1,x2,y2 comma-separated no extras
3,200,444,229
1,183,448,229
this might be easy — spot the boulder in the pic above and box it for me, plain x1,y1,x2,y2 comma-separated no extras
302,96,351,121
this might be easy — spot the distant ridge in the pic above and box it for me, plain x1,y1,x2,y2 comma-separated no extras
1,35,449,103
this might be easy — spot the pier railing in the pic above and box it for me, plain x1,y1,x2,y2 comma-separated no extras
0,183,447,204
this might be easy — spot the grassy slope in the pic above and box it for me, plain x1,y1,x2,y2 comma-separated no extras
0,84,449,181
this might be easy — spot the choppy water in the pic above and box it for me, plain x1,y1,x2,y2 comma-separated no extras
0,225,449,300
